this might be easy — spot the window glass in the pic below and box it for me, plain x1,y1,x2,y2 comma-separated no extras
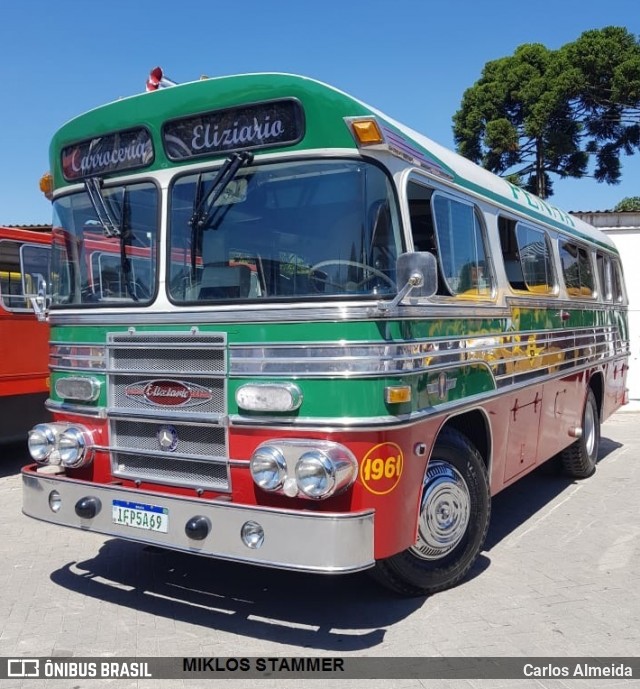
612,259,626,304
515,224,554,293
432,195,491,297
0,240,50,310
498,218,554,294
50,182,158,306
596,252,612,301
168,160,402,302
559,242,594,297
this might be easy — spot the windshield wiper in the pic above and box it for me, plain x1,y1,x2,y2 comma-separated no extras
118,187,139,302
188,151,253,278
84,176,121,237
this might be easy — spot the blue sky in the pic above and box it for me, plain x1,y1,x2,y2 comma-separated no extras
1,0,638,225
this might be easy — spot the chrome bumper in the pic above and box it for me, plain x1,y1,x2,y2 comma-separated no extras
22,468,375,573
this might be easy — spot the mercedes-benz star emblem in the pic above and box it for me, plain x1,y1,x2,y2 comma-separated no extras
157,425,179,452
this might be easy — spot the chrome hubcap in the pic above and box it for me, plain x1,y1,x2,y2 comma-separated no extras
411,461,471,560
584,401,596,458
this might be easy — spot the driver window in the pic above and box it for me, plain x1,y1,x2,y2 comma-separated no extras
407,181,448,296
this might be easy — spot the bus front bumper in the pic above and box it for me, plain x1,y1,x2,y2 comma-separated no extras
22,467,375,574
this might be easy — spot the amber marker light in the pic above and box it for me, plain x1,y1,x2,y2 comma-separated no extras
39,172,53,200
349,118,385,145
385,385,412,404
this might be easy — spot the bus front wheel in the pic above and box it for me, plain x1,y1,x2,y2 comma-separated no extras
371,427,491,597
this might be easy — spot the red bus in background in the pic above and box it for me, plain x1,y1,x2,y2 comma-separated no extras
0,225,51,443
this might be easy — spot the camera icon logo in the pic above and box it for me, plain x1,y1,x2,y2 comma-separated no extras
7,659,40,677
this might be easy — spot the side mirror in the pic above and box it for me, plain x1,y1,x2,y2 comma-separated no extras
374,252,437,314
396,252,437,298
28,273,50,322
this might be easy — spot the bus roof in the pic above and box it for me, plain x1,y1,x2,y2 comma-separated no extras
50,72,616,250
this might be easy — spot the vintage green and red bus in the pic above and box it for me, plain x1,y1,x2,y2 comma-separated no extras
22,71,629,595
0,225,50,443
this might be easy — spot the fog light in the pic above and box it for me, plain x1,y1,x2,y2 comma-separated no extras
250,445,287,491
28,424,56,463
241,521,264,549
48,490,62,513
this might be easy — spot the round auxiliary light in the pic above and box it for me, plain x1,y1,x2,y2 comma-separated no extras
241,521,265,549
250,445,287,492
58,427,88,468
295,450,336,499
28,424,56,463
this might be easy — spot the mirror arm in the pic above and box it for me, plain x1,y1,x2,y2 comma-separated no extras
374,271,424,315
29,295,49,322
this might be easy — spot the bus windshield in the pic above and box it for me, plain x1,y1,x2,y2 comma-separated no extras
168,159,402,302
50,181,158,306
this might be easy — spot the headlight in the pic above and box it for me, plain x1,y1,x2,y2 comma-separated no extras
250,445,287,491
295,450,335,498
28,424,56,463
58,427,89,468
27,423,94,468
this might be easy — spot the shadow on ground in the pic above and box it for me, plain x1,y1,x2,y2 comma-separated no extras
0,440,29,478
47,433,621,650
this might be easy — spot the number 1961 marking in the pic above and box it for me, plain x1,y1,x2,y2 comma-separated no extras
360,442,404,495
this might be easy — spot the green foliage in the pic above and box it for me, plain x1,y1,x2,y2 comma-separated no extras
614,196,640,211
453,27,640,199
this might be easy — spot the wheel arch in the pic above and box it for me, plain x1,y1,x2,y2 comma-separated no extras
435,407,492,475
588,369,604,420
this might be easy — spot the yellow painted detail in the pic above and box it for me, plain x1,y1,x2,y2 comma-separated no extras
360,442,403,495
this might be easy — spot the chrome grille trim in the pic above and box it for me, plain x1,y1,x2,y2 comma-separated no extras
106,330,230,491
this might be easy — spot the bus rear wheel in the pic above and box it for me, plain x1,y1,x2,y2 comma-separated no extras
371,427,490,597
559,388,600,479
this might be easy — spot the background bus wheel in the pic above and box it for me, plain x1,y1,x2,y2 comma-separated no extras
560,388,600,479
370,427,490,597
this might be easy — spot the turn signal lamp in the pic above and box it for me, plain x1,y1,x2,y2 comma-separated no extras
349,118,385,146
385,385,412,404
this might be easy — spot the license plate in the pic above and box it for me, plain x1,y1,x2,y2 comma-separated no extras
112,499,169,533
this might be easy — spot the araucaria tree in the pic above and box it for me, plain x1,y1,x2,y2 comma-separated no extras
453,27,640,199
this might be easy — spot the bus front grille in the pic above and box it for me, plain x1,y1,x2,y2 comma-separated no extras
106,331,229,491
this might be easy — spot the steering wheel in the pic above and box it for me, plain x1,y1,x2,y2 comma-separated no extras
309,259,396,293
128,280,150,300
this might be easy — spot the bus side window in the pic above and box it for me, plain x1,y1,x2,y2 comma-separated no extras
432,194,491,297
499,218,525,289
559,241,595,298
0,240,27,309
612,258,626,304
407,181,449,295
596,252,612,301
499,217,554,294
